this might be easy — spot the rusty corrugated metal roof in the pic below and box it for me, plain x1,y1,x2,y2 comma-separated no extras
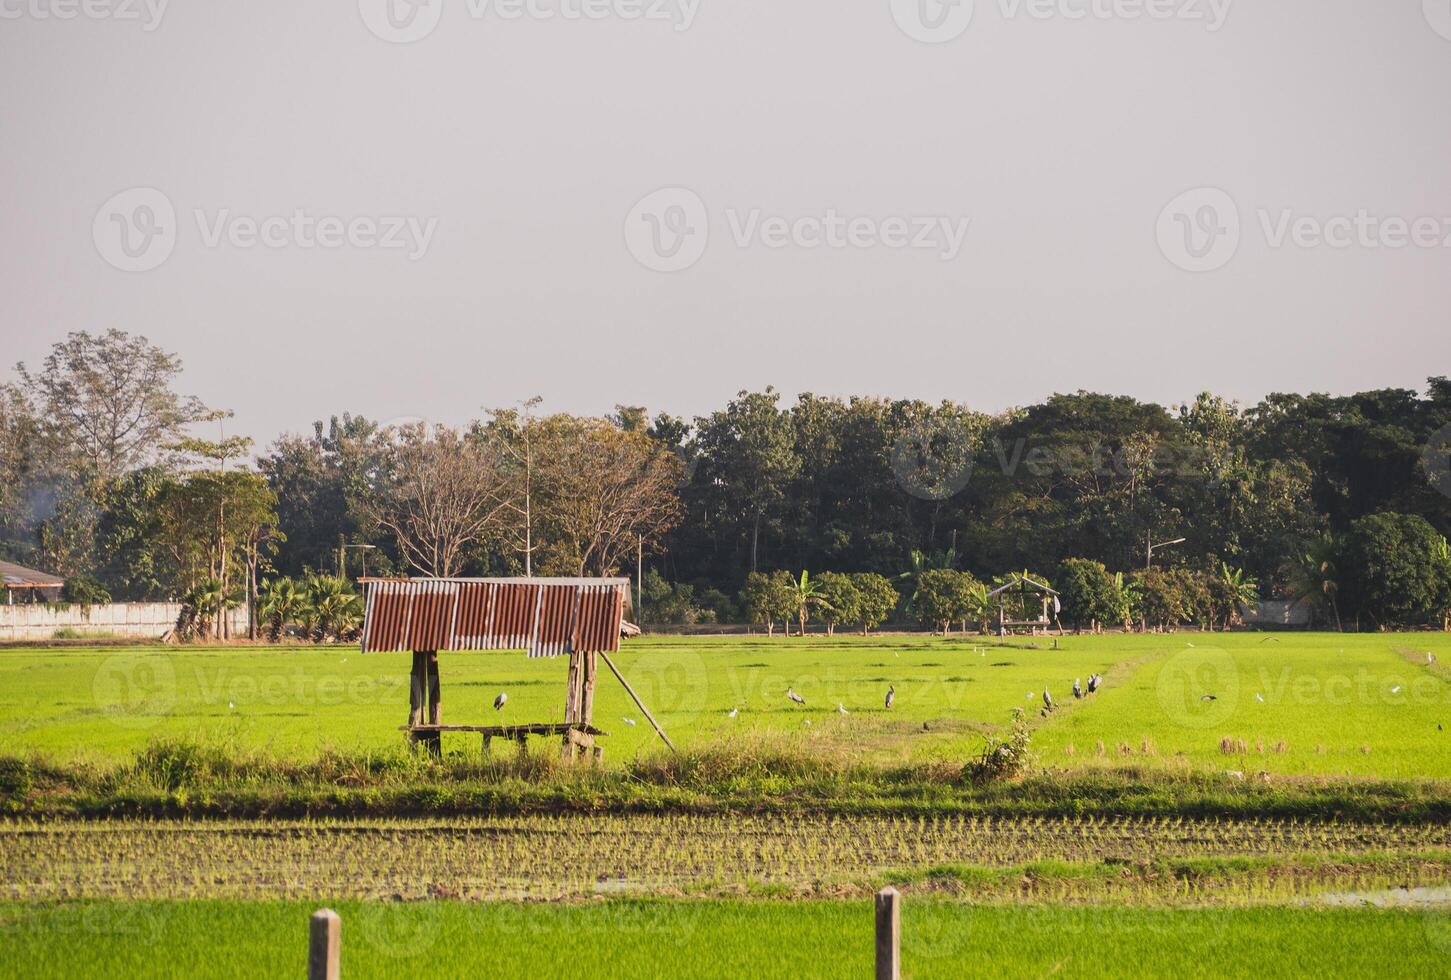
360,578,628,658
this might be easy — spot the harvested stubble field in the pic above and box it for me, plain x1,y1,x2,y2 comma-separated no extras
2,632,1449,977
3,815,1451,903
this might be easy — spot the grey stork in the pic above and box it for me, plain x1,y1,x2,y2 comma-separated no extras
787,688,806,706
885,685,895,710
493,692,508,711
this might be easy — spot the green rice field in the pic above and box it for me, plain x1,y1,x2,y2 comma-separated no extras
2,632,1450,977
3,633,1448,776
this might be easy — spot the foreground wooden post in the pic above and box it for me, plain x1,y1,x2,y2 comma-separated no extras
309,908,340,980
875,887,900,980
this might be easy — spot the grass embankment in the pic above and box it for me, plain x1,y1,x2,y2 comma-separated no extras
2,900,1448,979
3,739,1450,822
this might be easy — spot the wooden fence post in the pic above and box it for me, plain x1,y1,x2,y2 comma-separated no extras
309,908,340,980
875,887,900,980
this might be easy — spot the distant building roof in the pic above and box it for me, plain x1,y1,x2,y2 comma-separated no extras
0,561,64,591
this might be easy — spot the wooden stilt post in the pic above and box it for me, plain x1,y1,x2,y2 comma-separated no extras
309,909,340,980
562,646,589,760
875,888,900,980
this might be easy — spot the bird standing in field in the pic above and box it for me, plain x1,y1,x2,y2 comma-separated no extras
1072,678,1083,700
728,707,739,719
623,717,637,726
1042,688,1054,712
787,688,806,706
885,685,895,710
1087,674,1101,694
838,703,850,715
493,692,508,711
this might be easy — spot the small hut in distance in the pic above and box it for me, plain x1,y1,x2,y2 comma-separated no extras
988,573,1061,636
1,561,63,604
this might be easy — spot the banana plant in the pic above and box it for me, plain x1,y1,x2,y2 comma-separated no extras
787,571,832,637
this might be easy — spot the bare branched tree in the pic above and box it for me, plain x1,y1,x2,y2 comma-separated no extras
537,418,682,577
362,425,515,577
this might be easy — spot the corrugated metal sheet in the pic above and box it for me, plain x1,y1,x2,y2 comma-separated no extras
360,578,628,658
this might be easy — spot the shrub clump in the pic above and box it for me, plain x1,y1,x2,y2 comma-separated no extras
963,709,1035,784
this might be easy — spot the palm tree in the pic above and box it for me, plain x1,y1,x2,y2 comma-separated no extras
1217,563,1260,630
175,578,241,641
257,576,307,642
787,571,832,637
305,576,363,642
1284,534,1341,631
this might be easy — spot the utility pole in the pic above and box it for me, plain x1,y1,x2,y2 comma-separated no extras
1146,534,1187,570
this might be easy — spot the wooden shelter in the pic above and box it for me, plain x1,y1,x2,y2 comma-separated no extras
988,574,1062,636
1,561,63,604
359,577,664,762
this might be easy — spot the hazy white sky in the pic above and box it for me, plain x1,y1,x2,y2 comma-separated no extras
2,1,1449,447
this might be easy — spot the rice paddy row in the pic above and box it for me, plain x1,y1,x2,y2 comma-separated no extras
6,814,1451,903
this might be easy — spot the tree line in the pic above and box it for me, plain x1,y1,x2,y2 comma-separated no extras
2,330,1449,633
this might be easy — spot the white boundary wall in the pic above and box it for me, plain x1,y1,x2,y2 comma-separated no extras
0,602,249,641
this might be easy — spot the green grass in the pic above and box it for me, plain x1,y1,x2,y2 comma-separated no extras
2,632,1447,778
1,899,1447,979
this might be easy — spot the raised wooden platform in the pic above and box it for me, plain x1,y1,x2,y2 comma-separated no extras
398,722,608,762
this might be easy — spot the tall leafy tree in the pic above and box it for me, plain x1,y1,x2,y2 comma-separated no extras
17,330,208,479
